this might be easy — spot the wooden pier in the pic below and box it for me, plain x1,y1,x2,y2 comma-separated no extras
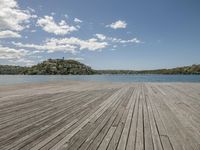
0,81,200,150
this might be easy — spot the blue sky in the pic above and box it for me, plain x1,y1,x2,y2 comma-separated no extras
0,0,200,70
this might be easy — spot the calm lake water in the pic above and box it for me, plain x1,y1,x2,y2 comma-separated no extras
0,75,200,85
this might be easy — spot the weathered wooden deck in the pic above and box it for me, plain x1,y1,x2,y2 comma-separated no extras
0,81,200,150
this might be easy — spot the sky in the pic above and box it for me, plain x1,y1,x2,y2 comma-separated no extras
0,0,200,70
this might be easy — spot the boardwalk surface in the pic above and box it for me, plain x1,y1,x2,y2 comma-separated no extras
0,81,200,150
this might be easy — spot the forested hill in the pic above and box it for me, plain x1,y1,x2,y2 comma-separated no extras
0,59,200,75
0,59,94,75
27,59,95,75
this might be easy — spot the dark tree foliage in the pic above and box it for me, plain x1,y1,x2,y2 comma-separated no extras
0,60,200,75
96,64,200,75
0,65,28,74
0,59,95,75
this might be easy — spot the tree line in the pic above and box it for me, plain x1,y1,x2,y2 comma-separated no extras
0,59,200,75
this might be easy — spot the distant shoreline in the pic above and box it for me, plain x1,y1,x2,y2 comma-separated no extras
1,59,200,75
0,73,200,75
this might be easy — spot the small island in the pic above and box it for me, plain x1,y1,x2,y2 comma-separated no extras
1,58,200,75
0,59,94,75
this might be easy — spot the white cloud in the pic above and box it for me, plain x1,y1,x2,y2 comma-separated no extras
68,57,84,61
110,37,141,44
13,34,140,55
13,37,108,53
0,45,28,59
9,58,34,66
74,18,82,23
31,50,41,54
47,38,108,51
0,0,32,31
95,34,106,41
0,44,40,66
106,20,127,29
119,38,141,44
37,16,77,35
76,25,81,29
27,7,35,13
0,30,21,38
31,14,38,19
13,41,76,54
94,33,141,44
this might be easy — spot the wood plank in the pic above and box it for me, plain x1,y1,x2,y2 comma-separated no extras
107,87,135,150
145,85,163,150
117,86,137,150
134,89,144,150
142,85,154,150
126,87,140,150
0,81,199,150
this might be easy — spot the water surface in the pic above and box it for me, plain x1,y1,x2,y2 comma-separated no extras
0,75,200,85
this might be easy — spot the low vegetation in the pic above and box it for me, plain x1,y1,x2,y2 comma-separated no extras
0,65,28,75
97,64,200,75
0,59,200,75
0,59,94,75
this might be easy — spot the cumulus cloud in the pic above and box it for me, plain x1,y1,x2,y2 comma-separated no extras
0,44,40,66
8,58,34,66
37,16,77,35
95,34,106,41
0,30,21,38
74,18,82,23
106,20,127,29
0,0,32,31
95,33,141,44
13,41,77,54
13,37,108,53
13,34,140,55
0,45,28,59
